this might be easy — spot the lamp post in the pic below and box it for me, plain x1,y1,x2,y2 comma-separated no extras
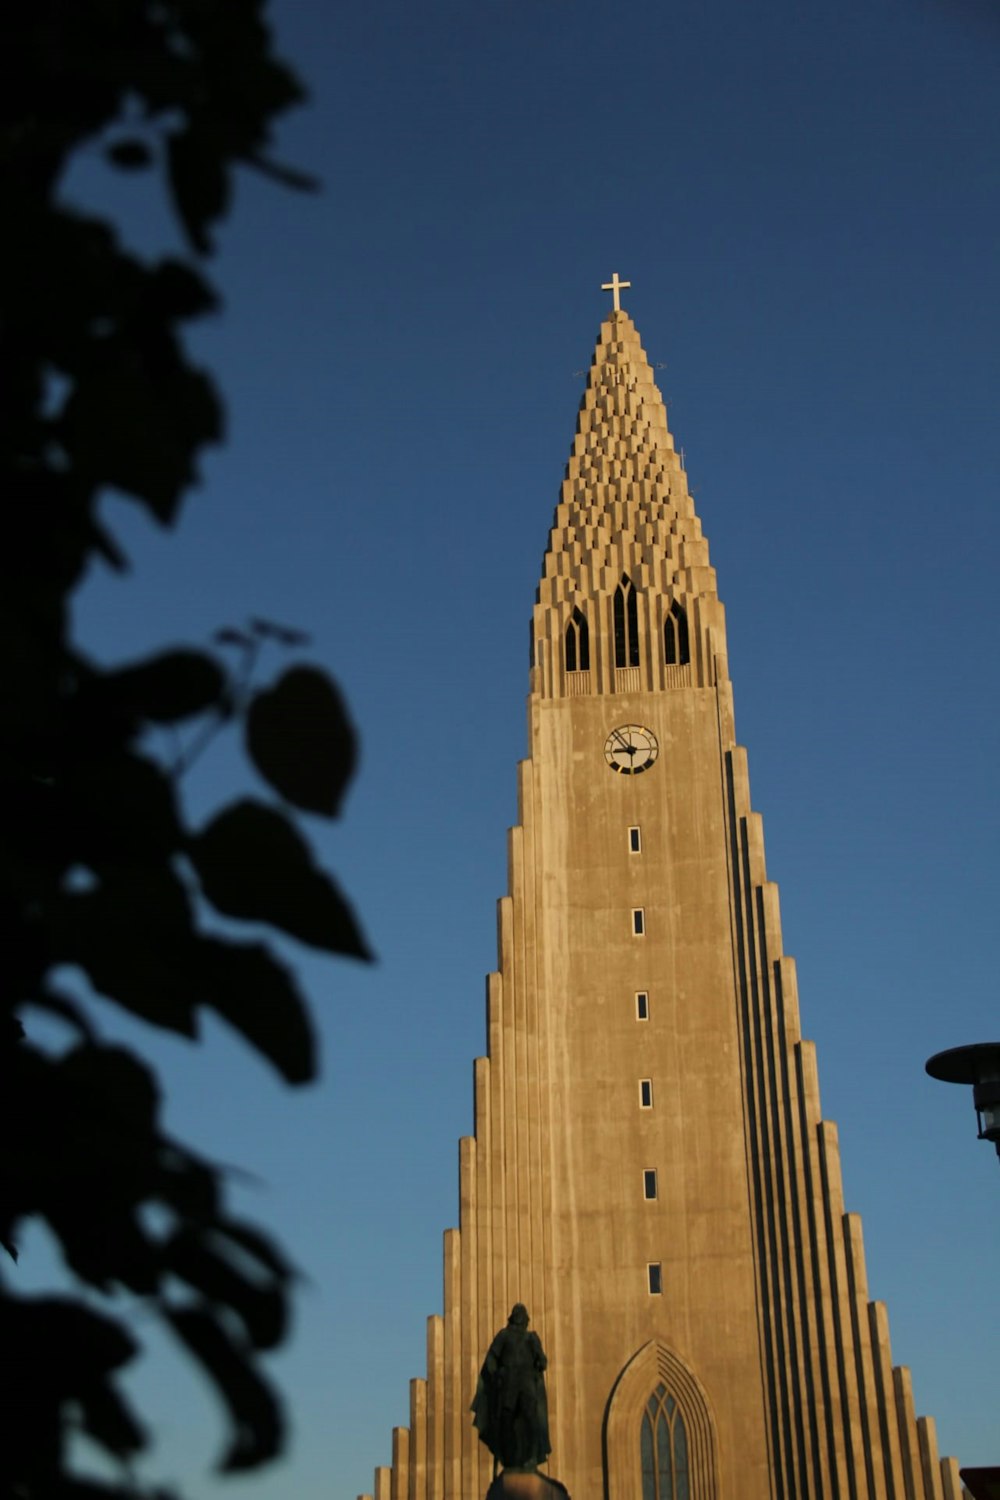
925,1042,1000,1160
925,1043,1000,1496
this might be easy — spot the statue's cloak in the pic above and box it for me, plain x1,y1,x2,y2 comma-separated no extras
471,1324,551,1470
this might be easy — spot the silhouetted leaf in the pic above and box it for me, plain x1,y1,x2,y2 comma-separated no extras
0,1293,142,1479
106,139,152,170
158,1148,220,1224
214,1219,294,1283
150,260,218,319
77,1380,146,1457
246,667,356,816
164,1227,287,1348
167,130,229,254
103,649,226,723
62,752,182,863
164,1306,283,1470
62,353,222,523
188,800,370,957
1,1294,138,1386
197,938,314,1082
52,874,198,1035
4,2,355,1487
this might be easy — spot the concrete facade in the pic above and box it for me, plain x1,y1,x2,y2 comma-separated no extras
359,310,960,1500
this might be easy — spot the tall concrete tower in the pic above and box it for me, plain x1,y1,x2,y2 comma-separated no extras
360,298,960,1500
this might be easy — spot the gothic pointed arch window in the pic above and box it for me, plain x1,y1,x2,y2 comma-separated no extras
614,575,640,667
664,600,690,666
641,1383,690,1500
606,1340,718,1500
565,607,590,672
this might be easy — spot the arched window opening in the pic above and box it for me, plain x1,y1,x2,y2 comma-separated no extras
565,608,590,672
614,575,640,668
664,601,690,666
641,1384,690,1500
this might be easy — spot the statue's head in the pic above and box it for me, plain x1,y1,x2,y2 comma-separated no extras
508,1303,529,1328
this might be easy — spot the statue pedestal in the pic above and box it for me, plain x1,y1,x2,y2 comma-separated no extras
485,1472,570,1500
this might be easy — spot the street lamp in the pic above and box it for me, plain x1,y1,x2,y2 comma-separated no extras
925,1042,1000,1160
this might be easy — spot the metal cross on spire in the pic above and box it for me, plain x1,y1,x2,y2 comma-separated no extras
601,271,631,312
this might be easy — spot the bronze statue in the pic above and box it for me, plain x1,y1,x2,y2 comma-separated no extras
472,1304,551,1474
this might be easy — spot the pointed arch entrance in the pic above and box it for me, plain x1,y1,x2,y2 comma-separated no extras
603,1341,720,1500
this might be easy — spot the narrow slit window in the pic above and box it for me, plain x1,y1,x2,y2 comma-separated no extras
632,908,645,936
640,1079,653,1109
643,1169,658,1200
614,575,640,667
665,600,691,666
565,607,590,672
629,826,641,853
647,1263,663,1295
636,991,649,1021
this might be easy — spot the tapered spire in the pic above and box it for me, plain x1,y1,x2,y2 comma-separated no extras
532,309,724,698
566,309,682,497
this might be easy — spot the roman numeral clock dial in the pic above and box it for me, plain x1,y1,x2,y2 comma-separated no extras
603,724,659,775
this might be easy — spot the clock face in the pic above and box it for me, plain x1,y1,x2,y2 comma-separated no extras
604,724,659,775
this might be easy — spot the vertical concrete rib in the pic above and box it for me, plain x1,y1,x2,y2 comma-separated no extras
426,1316,444,1500
772,955,829,1498
868,1302,905,1500
755,878,816,1500
796,1042,851,1499
939,1458,962,1500
725,747,784,1494
486,970,506,1333
474,1054,492,1356
818,1124,867,1499
738,808,796,1498
408,1379,427,1500
390,1428,409,1500
458,1136,477,1500
892,1365,922,1500
508,824,532,1307
916,1418,945,1500
843,1215,889,1500
517,758,551,1353
442,1229,461,1499
497,894,519,1312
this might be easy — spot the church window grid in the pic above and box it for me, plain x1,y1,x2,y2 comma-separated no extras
613,574,641,668
643,1169,658,1200
635,991,650,1021
641,1383,691,1500
632,908,645,936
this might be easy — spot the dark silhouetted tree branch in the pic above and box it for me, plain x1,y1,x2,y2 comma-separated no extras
0,4,366,1494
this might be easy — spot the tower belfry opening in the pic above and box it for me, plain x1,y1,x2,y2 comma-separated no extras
358,292,961,1500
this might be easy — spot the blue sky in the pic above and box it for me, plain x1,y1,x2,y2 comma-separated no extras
34,0,1000,1493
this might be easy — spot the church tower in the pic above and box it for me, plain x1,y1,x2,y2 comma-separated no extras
360,291,961,1500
